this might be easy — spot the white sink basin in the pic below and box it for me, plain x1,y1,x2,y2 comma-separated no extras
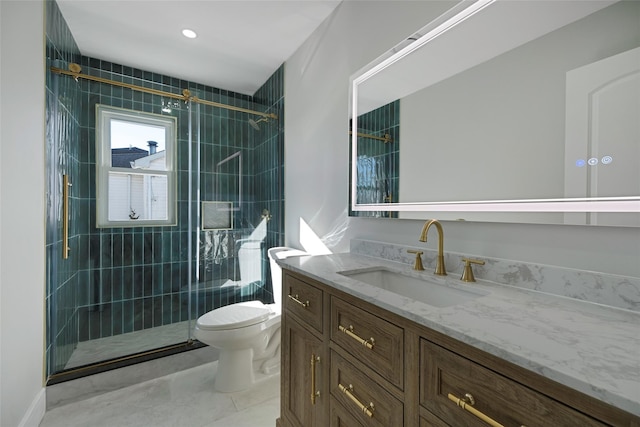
338,267,488,308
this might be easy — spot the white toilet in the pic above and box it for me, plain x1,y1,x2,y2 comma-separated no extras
194,246,307,392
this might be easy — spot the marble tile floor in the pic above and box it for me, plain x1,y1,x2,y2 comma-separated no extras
65,321,193,369
41,361,280,427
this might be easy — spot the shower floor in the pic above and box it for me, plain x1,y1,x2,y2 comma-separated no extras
65,321,193,370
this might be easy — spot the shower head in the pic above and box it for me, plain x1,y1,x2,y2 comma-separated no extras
248,117,269,130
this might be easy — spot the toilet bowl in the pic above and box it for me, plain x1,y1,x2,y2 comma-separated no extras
194,246,307,392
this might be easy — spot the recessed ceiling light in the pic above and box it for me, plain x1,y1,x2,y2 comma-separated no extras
182,29,197,39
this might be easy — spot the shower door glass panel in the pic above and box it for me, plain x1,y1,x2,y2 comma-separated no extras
45,59,192,375
45,0,285,376
192,95,267,320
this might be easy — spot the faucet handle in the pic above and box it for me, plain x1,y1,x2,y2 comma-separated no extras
407,250,424,271
461,258,485,282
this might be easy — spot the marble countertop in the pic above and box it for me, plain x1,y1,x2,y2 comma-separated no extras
278,253,640,416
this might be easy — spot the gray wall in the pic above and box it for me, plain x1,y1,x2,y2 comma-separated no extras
1,1,47,426
284,1,640,278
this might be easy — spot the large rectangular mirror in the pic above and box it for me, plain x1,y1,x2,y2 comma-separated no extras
350,0,640,226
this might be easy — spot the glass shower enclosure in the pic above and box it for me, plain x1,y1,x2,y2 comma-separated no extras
45,3,284,380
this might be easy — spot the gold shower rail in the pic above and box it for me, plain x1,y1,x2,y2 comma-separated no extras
349,130,393,143
50,63,278,120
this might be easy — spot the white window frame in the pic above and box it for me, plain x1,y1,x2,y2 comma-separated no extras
96,105,177,228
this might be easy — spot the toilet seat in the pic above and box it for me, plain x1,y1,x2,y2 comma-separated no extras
196,301,272,331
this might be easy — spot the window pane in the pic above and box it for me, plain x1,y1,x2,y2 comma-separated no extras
110,120,167,171
108,172,169,221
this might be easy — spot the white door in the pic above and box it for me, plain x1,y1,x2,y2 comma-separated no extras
564,46,640,226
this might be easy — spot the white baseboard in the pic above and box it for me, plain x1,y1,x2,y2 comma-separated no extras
18,388,46,427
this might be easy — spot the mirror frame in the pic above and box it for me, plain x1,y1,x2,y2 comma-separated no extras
350,0,640,218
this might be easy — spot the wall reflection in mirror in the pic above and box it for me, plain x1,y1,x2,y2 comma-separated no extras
351,0,640,226
350,100,399,218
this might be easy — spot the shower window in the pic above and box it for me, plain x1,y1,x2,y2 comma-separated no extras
96,105,177,227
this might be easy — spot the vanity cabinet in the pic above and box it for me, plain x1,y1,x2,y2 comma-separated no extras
280,274,327,427
281,318,325,427
278,269,640,427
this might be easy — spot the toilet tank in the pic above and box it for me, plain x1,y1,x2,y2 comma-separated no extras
237,239,263,286
267,247,308,309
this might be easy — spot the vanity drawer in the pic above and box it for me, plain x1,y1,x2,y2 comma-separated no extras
420,340,608,427
419,410,450,427
331,350,403,427
284,272,323,333
330,396,365,427
330,296,404,389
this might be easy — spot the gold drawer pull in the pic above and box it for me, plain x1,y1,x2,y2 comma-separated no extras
448,393,521,427
338,324,375,349
338,383,374,418
310,354,320,404
287,293,309,308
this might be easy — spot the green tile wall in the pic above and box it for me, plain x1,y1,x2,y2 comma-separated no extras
45,0,83,376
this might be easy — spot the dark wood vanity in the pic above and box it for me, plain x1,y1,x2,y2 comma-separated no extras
277,269,640,427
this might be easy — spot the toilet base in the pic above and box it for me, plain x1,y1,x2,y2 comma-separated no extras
257,354,280,375
215,348,255,392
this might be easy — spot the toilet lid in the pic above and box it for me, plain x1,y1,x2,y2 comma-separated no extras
196,301,272,331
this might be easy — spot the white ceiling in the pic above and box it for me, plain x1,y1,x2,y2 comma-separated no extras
57,0,342,95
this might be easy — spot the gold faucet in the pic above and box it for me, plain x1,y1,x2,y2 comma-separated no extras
418,219,447,276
